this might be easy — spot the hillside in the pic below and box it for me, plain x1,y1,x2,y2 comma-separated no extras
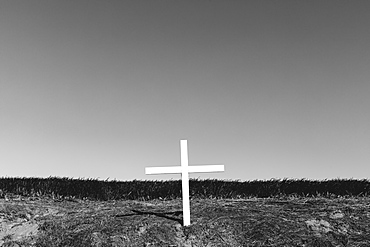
1,177,370,246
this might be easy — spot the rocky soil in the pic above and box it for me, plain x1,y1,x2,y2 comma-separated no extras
1,195,370,246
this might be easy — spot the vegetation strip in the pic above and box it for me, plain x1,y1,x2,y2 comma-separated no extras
1,177,369,201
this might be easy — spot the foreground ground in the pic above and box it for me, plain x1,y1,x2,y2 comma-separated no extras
0,195,369,246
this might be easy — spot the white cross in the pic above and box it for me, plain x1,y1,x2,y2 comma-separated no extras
145,140,224,226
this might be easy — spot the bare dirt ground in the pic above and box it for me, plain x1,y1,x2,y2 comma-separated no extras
1,195,370,246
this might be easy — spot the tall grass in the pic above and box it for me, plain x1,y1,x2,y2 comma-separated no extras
0,177,369,201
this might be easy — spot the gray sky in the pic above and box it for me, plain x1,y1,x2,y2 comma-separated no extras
1,0,370,181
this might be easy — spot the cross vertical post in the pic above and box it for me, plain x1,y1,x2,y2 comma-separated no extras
145,140,224,226
180,140,190,226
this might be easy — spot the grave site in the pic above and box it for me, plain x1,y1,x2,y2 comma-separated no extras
1,140,370,246
3,1,370,246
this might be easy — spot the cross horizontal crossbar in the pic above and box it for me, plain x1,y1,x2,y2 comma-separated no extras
145,165,224,175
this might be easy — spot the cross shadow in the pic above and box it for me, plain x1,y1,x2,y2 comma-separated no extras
115,209,183,225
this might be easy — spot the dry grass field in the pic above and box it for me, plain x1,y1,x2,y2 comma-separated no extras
1,195,370,246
